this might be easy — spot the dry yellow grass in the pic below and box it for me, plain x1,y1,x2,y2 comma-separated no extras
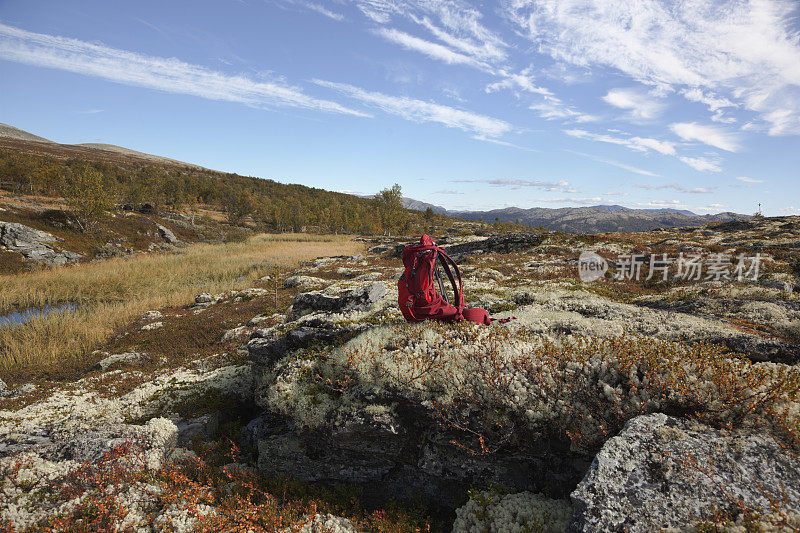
0,233,362,377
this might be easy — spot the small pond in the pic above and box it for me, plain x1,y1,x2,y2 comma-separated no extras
0,303,78,328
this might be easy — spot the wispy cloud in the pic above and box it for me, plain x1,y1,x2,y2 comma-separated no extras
636,199,689,209
451,177,575,191
486,66,552,96
678,156,721,173
0,22,367,117
535,196,602,204
736,176,764,183
373,28,491,71
314,79,513,138
567,150,659,177
434,189,462,194
634,183,713,194
670,122,740,152
603,88,666,121
530,98,597,123
301,1,345,21
564,129,676,155
564,128,726,172
503,0,800,134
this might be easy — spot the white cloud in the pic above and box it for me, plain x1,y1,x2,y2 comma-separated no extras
486,66,553,96
302,2,345,21
413,14,507,63
530,98,597,123
373,28,491,70
633,183,713,194
315,80,513,137
678,156,722,172
567,150,658,176
535,196,602,204
736,176,764,183
451,177,574,191
564,129,676,155
273,0,346,21
636,199,689,209
434,189,462,194
0,22,367,117
355,0,508,64
565,128,724,172
603,88,666,120
670,122,741,152
504,0,800,135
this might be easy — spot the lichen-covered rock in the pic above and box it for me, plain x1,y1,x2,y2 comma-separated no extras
0,221,82,266
444,233,544,260
156,223,180,244
569,413,800,532
290,282,387,319
195,293,214,304
283,275,329,290
500,287,799,363
453,491,572,533
87,351,149,372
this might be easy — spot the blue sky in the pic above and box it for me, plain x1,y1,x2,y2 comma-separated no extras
1,0,799,215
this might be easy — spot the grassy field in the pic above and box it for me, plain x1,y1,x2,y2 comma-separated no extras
0,234,362,379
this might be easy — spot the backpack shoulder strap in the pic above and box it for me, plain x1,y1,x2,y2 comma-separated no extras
435,248,464,316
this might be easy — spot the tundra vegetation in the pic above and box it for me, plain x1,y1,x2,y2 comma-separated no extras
1,145,800,530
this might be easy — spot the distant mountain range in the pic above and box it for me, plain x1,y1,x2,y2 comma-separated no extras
400,198,749,233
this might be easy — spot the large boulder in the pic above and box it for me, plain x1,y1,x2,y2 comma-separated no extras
156,223,180,244
569,413,800,532
0,222,82,266
290,282,387,320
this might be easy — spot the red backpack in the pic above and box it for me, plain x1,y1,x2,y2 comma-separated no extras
397,235,491,325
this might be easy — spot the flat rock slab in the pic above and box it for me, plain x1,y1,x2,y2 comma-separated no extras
569,413,800,532
290,282,387,319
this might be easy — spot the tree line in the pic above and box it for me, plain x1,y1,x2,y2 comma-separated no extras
0,148,447,235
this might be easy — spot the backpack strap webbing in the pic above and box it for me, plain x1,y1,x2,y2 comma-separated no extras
435,248,464,317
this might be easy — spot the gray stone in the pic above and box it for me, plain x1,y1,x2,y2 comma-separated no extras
2,383,37,398
0,378,6,394
368,244,393,254
569,413,800,532
176,413,220,445
156,223,179,244
283,275,328,290
0,222,82,267
88,352,148,372
290,282,387,320
195,293,214,304
0,222,55,250
444,233,544,259
248,325,352,368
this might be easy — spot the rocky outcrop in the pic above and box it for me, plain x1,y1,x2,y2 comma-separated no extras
87,352,149,372
245,410,590,515
156,223,180,244
290,282,387,319
499,287,800,364
443,233,545,259
569,413,800,532
0,222,82,266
